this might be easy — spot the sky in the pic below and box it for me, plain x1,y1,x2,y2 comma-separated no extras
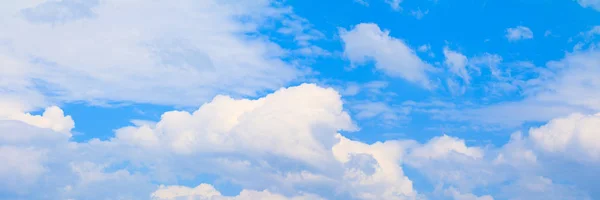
1,0,600,199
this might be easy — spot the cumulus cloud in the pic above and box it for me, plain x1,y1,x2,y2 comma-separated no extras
340,23,434,88
0,0,320,107
8,106,74,134
0,84,420,199
409,135,483,160
506,26,534,41
529,113,600,162
1,84,599,199
0,95,598,200
402,130,595,199
114,84,356,167
332,135,417,199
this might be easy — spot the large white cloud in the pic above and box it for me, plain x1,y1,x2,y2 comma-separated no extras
0,0,319,108
529,112,600,162
1,84,599,199
0,84,419,199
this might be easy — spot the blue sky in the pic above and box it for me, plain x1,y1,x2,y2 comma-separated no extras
1,0,600,199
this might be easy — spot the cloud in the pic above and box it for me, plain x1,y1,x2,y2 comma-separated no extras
424,47,600,128
443,47,470,84
417,44,431,52
498,176,592,200
444,187,494,200
350,101,410,126
577,0,600,11
151,183,323,200
506,26,534,41
385,0,403,10
20,0,99,23
355,0,369,6
114,84,357,167
0,146,47,194
7,106,74,134
0,84,423,199
529,113,600,162
411,9,429,19
1,85,599,199
0,0,318,107
340,23,434,88
403,129,595,199
332,135,417,199
409,135,483,160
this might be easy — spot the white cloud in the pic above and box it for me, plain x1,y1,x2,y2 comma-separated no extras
340,23,434,88
428,47,600,128
529,113,600,162
577,0,600,11
355,0,369,6
385,0,403,10
350,101,410,125
151,183,323,200
1,84,599,199
586,26,600,36
498,176,592,200
332,135,418,199
506,26,534,41
444,187,494,200
8,106,74,134
0,146,47,194
411,9,429,19
0,84,423,199
114,84,357,167
443,47,470,84
410,135,483,160
402,128,596,199
0,0,317,107
417,44,431,52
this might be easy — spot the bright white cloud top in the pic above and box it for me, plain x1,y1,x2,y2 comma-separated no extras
1,0,600,200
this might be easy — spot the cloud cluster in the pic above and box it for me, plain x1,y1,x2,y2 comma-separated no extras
1,1,599,199
1,83,599,199
0,0,321,108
